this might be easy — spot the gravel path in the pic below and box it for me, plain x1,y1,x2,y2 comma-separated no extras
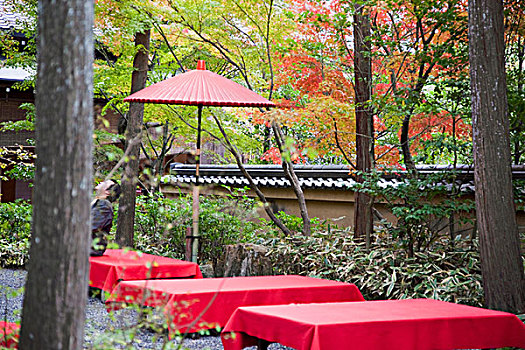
0,268,291,350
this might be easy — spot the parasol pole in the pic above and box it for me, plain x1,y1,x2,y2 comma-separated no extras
191,104,203,263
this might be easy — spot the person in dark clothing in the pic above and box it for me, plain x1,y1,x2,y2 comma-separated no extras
91,180,121,256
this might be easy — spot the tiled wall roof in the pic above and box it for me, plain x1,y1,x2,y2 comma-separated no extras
169,172,359,190
162,164,525,192
0,0,25,31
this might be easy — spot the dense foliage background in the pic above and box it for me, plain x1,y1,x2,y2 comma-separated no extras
1,0,524,170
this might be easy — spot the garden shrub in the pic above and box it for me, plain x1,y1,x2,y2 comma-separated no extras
0,190,269,268
133,189,269,265
132,194,186,259
266,229,484,306
0,200,32,267
352,170,476,257
274,210,330,235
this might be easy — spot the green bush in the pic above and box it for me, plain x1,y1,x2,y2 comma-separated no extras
352,170,476,257
0,200,32,267
133,189,269,265
266,229,484,307
274,210,329,235
0,190,269,268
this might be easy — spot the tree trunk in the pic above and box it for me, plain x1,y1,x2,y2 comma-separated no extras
400,114,416,170
469,0,525,313
263,126,271,155
513,36,524,165
115,30,150,248
353,6,374,245
272,122,311,236
19,0,93,348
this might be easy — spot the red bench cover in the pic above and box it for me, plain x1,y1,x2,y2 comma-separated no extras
106,275,364,334
221,298,525,350
89,249,202,293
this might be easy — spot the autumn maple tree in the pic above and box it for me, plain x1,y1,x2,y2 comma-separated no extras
260,0,474,170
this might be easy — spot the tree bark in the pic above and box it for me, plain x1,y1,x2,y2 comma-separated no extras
513,36,524,165
19,0,93,348
353,5,374,245
272,122,311,236
469,0,525,313
115,30,150,248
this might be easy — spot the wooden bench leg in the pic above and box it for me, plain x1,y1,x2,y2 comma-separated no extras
257,338,270,350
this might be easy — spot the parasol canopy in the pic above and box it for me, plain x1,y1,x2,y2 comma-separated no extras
123,60,275,264
124,60,275,107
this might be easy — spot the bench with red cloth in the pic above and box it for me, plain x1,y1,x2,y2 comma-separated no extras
106,275,364,335
0,321,19,349
89,249,202,294
221,298,525,350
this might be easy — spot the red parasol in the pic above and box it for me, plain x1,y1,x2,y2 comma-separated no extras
124,60,275,262
124,60,275,107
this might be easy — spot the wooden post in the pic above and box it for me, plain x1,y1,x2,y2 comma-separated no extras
191,105,203,263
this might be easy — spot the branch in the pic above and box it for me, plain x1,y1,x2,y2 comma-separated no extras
104,133,143,181
170,4,255,90
97,88,128,120
272,121,311,235
145,10,186,73
211,112,292,236
333,119,357,171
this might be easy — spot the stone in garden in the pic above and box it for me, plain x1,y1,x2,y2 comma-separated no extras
199,263,215,278
215,244,273,277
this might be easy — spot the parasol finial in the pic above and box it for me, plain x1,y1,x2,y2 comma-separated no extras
197,60,206,70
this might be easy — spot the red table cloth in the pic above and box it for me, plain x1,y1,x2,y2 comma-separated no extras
0,321,19,349
221,298,525,350
89,249,202,293
106,275,364,334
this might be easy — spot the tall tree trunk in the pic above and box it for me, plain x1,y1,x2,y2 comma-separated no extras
115,30,150,247
469,0,525,313
514,36,524,164
19,0,93,348
272,122,311,236
353,5,374,245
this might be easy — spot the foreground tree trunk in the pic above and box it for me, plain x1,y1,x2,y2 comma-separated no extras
116,30,150,247
19,1,94,348
353,5,374,245
469,0,525,313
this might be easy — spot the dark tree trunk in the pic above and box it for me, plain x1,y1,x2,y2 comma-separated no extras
513,37,524,165
469,0,525,313
400,114,416,170
19,0,93,348
353,6,374,245
116,30,150,248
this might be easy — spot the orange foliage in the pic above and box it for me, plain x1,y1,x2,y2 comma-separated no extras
405,111,471,155
274,51,353,102
261,146,308,165
269,0,472,167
